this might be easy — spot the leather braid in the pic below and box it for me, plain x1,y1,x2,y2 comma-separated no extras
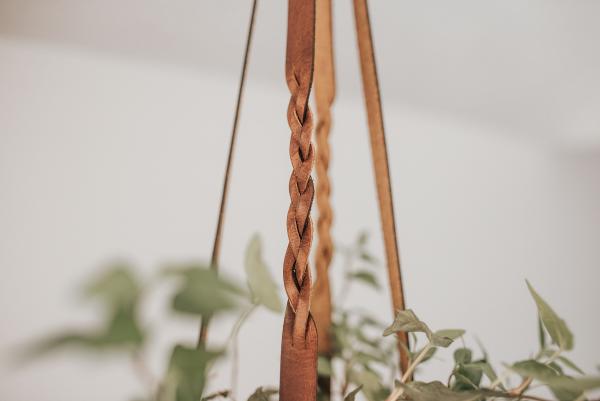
283,73,316,342
280,3,318,400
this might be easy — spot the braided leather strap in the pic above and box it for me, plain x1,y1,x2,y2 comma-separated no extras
280,1,318,401
312,0,335,393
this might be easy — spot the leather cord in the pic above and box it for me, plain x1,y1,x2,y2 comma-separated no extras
197,0,258,347
312,0,335,393
279,1,318,401
352,0,410,375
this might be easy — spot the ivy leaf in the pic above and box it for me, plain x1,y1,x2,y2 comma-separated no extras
22,266,145,360
247,387,278,401
452,364,482,391
245,234,282,313
454,348,472,364
344,385,363,401
410,346,437,365
465,361,501,388
349,369,386,401
166,344,223,401
526,281,574,351
509,360,600,401
383,310,430,337
399,381,501,401
511,359,560,381
347,270,380,289
165,265,245,317
538,317,547,351
84,265,141,308
430,329,465,348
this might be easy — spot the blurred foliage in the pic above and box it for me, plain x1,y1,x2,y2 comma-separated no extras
23,232,600,401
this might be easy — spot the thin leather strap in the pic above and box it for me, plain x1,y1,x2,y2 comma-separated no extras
312,0,335,394
313,0,335,351
280,1,318,401
197,0,258,347
352,0,410,374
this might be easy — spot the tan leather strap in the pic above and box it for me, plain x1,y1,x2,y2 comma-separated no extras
352,0,410,375
312,0,335,372
197,0,259,347
279,1,318,401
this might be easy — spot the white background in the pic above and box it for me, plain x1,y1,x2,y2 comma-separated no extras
1,1,599,400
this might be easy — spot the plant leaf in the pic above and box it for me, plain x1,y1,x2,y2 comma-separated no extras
411,346,437,364
454,348,472,364
399,381,502,401
509,360,600,401
165,265,244,317
245,234,282,313
465,361,500,387
247,387,278,401
526,281,574,351
344,385,363,401
84,265,141,308
383,310,430,337
347,270,380,289
167,344,223,401
430,329,464,348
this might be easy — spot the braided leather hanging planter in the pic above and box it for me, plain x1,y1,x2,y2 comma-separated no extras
203,1,410,399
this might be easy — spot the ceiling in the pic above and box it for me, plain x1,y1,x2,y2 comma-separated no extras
1,0,599,149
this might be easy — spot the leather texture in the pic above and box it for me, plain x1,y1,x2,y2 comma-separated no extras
353,0,410,375
312,0,335,380
280,1,318,401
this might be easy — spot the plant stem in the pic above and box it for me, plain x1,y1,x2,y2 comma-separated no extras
401,344,432,383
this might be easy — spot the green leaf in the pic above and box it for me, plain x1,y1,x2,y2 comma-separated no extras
465,361,500,387
411,346,437,364
317,356,332,376
167,344,223,401
165,265,244,317
97,305,144,346
511,359,560,381
347,270,380,289
454,348,472,364
23,305,144,359
452,364,483,391
430,329,464,348
509,360,600,401
244,234,282,313
526,281,574,351
452,372,479,390
399,381,502,401
383,310,430,337
349,369,386,401
344,385,363,401
247,387,278,401
538,317,547,351
84,265,141,308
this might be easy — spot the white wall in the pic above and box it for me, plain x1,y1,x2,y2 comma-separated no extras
0,38,599,401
